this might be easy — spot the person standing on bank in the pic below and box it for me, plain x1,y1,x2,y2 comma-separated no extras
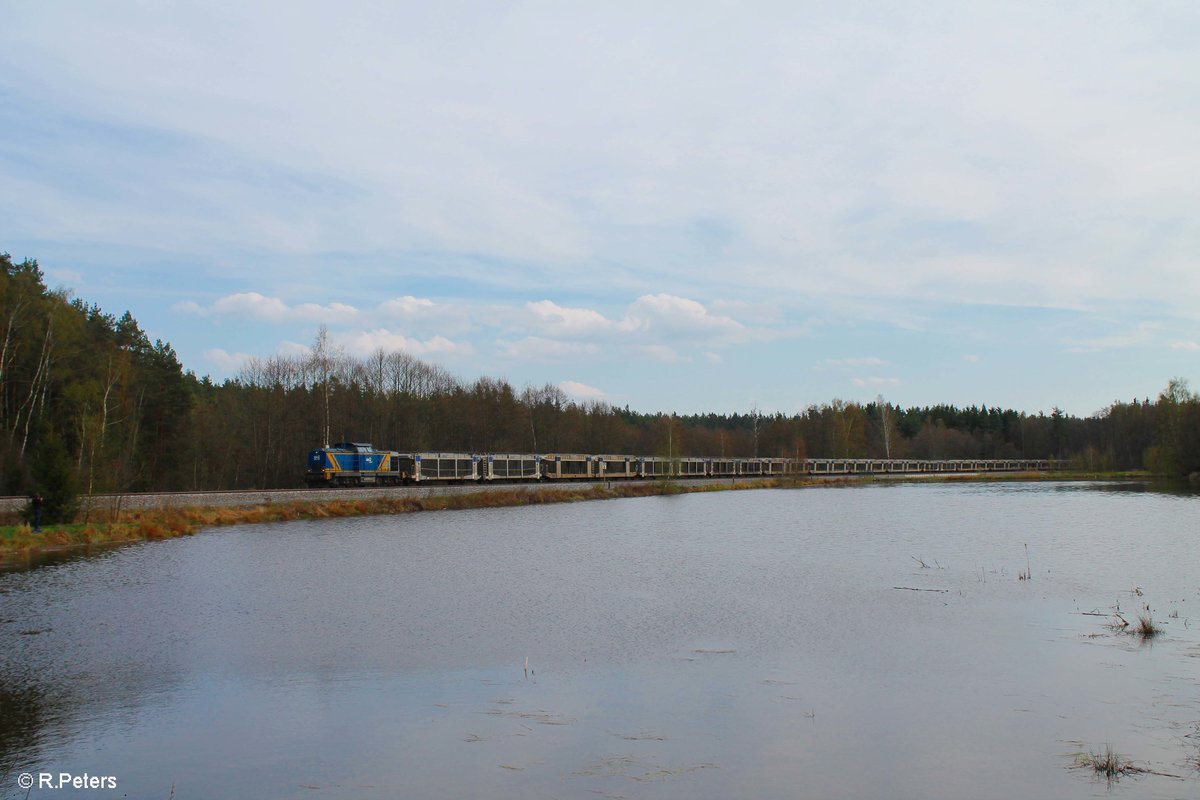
31,492,43,533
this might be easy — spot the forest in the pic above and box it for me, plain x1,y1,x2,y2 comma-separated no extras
3,253,1198,519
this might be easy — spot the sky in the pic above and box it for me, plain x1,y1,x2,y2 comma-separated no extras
2,1,1197,417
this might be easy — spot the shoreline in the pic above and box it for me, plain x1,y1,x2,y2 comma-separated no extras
0,471,1156,567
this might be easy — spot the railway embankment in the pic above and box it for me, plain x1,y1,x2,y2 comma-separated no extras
0,477,792,566
0,470,1133,567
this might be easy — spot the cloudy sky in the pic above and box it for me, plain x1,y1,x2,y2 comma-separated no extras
3,1,1197,415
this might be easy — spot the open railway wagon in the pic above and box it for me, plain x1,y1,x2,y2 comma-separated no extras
637,456,709,478
540,454,593,480
392,453,481,483
708,458,737,477
760,458,798,477
482,454,541,481
595,455,637,479
638,456,672,478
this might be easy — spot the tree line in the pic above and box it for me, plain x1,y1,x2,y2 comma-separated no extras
3,252,1197,520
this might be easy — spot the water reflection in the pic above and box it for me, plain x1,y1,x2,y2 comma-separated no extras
1,483,1198,799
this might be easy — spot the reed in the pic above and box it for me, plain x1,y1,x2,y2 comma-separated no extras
1079,744,1130,779
1134,613,1159,639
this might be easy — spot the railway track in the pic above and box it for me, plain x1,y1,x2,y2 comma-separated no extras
0,477,763,515
0,466,1053,516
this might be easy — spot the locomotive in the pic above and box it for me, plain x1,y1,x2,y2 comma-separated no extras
304,442,1049,487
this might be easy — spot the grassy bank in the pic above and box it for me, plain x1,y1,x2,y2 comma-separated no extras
868,469,1151,483
0,471,1149,567
0,478,799,566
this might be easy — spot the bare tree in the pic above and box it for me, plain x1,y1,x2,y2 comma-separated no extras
876,394,894,459
309,326,339,446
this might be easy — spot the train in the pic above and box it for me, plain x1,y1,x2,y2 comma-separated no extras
304,442,1051,487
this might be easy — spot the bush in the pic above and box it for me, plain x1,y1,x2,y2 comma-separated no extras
28,427,78,524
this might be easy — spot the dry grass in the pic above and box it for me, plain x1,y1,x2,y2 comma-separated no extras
1069,744,1182,782
1,477,804,564
1108,609,1162,640
1134,613,1160,638
1074,744,1136,781
1,471,1082,565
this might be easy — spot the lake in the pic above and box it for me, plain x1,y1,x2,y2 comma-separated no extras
2,481,1198,798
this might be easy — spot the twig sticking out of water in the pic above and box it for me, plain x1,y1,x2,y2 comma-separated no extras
1018,543,1031,581
1070,744,1181,782
911,556,930,569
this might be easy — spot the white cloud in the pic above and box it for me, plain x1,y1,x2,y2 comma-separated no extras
520,294,779,354
852,377,901,387
6,4,1199,413
379,295,435,315
703,351,724,364
204,347,253,372
5,2,1199,322
824,357,886,367
294,301,358,321
184,292,360,322
497,337,601,361
1171,340,1200,351
526,300,619,335
211,292,292,320
559,380,605,400
1060,321,1165,352
625,294,743,336
635,344,681,363
963,354,980,363
336,329,471,359
277,340,312,358
173,288,790,371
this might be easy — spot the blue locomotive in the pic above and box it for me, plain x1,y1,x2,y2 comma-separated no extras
305,442,404,487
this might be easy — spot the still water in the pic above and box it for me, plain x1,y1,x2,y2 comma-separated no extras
1,482,1198,799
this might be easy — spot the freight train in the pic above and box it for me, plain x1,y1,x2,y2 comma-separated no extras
304,442,1050,487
